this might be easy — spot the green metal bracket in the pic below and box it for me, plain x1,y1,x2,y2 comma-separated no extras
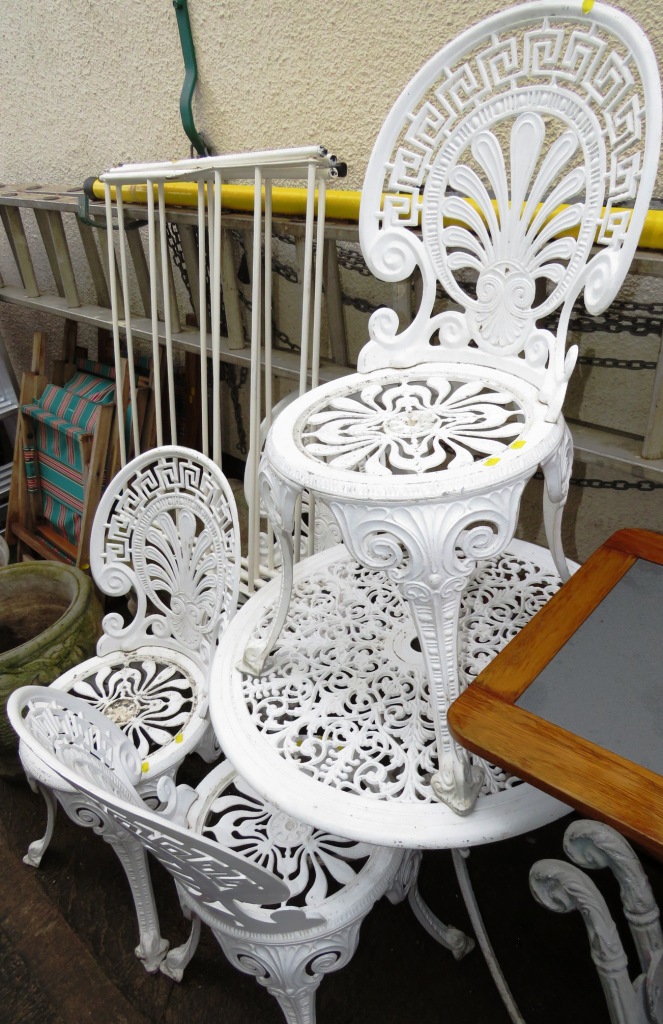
77,178,146,230
173,0,214,157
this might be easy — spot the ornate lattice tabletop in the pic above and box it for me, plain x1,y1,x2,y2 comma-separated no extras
211,539,573,849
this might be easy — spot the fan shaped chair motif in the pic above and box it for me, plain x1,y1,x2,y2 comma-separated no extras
8,686,414,1024
253,0,661,815
17,445,241,966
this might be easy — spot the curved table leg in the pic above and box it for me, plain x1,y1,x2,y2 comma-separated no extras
541,424,573,584
408,875,476,960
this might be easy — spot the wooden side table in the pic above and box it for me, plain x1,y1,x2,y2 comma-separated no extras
448,528,663,862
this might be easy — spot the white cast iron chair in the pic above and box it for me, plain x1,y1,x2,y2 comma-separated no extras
18,446,240,960
531,819,663,1024
8,686,415,1024
252,0,661,816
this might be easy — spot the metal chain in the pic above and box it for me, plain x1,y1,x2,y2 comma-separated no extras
576,355,658,370
168,226,663,455
534,471,663,491
219,362,249,455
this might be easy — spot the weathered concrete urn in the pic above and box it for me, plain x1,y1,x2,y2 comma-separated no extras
0,561,102,759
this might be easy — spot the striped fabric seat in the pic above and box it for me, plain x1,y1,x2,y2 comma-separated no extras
22,372,116,552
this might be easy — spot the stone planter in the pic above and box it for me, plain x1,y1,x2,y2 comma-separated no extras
0,562,103,763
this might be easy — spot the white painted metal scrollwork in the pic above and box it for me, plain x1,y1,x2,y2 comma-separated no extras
256,1,659,825
563,820,663,974
239,546,562,805
9,687,411,1023
62,655,198,759
22,446,242,933
531,819,663,1024
201,775,374,907
92,446,240,666
358,2,661,419
303,377,526,475
328,483,526,813
215,922,363,1024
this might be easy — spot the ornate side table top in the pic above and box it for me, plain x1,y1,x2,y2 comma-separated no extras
210,539,573,849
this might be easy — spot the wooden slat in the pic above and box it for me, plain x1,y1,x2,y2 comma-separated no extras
154,220,181,334
11,522,74,563
0,205,39,297
5,332,49,547
323,238,348,366
221,228,245,351
126,227,152,318
77,402,113,568
76,220,111,307
34,208,65,296
177,222,201,327
46,210,81,308
97,227,124,321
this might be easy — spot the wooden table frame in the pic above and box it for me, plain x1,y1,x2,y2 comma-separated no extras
448,528,663,861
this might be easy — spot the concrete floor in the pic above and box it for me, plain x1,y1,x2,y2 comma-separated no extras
1,751,659,1024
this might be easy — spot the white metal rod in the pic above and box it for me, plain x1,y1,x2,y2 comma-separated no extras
263,181,276,573
305,176,328,555
293,163,318,562
247,167,263,591
102,146,331,182
103,182,127,467
298,162,316,396
211,170,222,466
310,176,327,392
157,182,177,444
146,181,163,446
197,179,209,457
114,191,141,456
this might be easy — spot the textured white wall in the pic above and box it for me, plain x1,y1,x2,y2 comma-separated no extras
2,0,661,191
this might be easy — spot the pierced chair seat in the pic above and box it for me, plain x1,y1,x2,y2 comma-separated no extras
268,362,565,503
50,645,207,779
19,446,241,972
9,687,414,1024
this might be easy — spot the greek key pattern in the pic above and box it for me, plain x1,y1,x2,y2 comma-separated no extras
358,5,658,405
93,449,239,665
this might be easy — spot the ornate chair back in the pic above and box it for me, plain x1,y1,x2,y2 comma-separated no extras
7,687,311,933
358,1,661,422
90,445,241,673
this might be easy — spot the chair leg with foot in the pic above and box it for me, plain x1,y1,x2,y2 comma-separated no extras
23,779,58,868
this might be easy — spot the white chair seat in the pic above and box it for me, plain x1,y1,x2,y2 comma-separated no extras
269,362,564,502
50,645,207,777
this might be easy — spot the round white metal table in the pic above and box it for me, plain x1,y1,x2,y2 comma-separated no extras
211,539,571,851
